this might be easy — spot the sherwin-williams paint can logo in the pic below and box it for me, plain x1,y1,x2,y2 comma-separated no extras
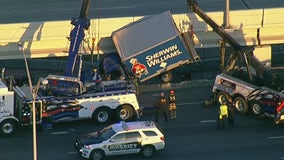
130,58,149,78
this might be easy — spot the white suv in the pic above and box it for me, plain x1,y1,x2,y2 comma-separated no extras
74,121,165,160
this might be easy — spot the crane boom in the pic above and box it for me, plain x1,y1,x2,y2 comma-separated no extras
188,0,243,52
187,0,279,90
79,0,90,19
187,0,250,73
65,0,90,76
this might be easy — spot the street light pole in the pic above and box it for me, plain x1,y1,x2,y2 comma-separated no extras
224,0,230,28
18,44,38,160
31,88,38,160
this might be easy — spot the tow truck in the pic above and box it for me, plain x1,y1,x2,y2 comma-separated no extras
0,0,141,136
187,0,284,121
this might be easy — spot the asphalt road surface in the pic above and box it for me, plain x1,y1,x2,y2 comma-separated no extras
1,86,284,160
1,0,284,24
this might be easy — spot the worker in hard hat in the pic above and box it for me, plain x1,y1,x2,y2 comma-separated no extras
92,67,101,83
168,90,177,119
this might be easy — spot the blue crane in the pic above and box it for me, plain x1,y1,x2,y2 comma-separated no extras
65,0,90,77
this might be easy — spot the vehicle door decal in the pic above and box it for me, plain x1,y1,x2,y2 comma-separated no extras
108,142,139,151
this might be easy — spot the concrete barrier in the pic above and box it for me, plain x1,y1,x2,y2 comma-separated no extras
1,8,284,59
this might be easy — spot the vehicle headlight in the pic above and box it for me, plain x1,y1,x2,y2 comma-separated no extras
83,145,91,149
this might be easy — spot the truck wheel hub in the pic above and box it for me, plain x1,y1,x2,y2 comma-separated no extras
97,112,108,122
120,109,130,119
2,123,13,134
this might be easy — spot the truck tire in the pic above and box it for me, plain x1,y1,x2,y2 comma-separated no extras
160,71,173,83
0,119,17,136
140,145,155,157
250,101,264,118
116,104,134,121
234,96,248,114
93,107,112,123
216,91,229,105
90,149,105,160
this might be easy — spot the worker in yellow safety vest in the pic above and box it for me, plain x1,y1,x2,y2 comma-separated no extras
217,100,228,130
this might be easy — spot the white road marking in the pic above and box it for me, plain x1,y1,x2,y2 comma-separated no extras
66,151,77,155
267,136,284,139
51,131,69,135
178,102,203,106
200,120,216,123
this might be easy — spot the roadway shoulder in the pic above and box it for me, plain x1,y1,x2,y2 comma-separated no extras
139,79,214,92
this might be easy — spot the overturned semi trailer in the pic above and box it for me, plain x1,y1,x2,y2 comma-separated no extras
111,11,200,83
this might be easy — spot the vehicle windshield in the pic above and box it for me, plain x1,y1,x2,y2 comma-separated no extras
99,126,116,140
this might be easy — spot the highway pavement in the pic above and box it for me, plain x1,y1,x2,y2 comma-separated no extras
1,85,284,160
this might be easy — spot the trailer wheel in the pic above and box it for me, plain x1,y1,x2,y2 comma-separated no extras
160,71,173,83
0,119,17,136
216,91,229,105
116,104,134,121
93,107,112,123
234,96,248,114
250,101,264,117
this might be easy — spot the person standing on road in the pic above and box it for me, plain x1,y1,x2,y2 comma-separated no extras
274,99,284,125
168,90,177,119
155,92,169,123
227,98,235,127
217,100,228,130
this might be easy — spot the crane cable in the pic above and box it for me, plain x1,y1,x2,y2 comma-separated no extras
88,0,100,67
94,0,101,62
